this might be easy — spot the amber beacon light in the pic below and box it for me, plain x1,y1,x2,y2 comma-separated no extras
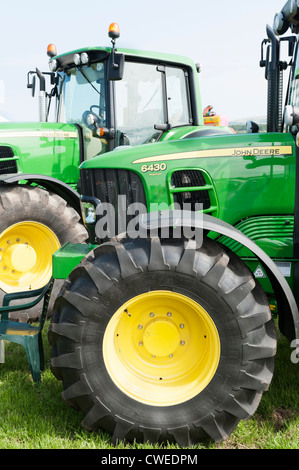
108,23,120,40
47,44,57,58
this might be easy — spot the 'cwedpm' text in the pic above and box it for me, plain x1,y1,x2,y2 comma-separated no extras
100,453,198,466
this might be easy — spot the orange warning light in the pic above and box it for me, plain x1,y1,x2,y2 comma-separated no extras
47,44,57,58
108,23,120,39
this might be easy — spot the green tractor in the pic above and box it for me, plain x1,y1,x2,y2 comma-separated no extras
1,23,227,321
1,1,299,447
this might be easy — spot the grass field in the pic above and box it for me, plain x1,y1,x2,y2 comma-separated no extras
0,321,298,450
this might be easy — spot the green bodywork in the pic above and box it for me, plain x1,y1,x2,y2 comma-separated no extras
0,122,81,186
81,131,295,229
53,130,297,307
0,122,206,188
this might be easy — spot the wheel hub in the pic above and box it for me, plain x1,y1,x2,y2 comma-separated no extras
0,221,60,292
103,290,220,406
143,318,180,357
3,243,37,272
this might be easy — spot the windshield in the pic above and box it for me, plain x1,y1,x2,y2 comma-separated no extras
57,62,106,125
55,58,191,146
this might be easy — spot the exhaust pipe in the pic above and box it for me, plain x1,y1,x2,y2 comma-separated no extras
266,25,282,133
36,68,47,122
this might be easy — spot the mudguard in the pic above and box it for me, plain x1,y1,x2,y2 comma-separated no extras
0,173,81,215
139,210,299,342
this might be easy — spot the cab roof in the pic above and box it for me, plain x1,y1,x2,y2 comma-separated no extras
51,46,198,71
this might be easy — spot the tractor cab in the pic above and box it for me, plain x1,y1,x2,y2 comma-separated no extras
26,23,204,161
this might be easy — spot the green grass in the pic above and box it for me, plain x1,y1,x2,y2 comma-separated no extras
0,322,298,449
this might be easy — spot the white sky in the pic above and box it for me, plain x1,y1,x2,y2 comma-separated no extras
0,0,288,122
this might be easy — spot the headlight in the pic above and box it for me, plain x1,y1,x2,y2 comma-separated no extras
80,196,101,226
73,52,89,67
73,53,81,66
49,59,58,72
81,52,89,65
84,203,96,224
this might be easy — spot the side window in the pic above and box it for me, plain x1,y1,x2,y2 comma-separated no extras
114,61,192,146
166,67,191,126
115,62,164,146
290,74,299,108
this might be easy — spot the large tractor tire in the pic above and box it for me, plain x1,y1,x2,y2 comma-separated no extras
0,185,87,322
48,235,276,446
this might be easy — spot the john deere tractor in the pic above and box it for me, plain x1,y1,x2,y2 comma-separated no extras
2,2,299,447
45,2,299,446
1,24,230,321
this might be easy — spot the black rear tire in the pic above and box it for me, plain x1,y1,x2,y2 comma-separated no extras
0,185,87,322
49,235,276,446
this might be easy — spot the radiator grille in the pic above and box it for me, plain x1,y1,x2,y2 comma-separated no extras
81,168,147,235
170,170,213,212
0,146,17,174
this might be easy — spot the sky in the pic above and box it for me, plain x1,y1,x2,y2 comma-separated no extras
0,0,288,123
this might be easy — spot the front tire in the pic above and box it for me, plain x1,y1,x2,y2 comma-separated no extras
49,235,276,446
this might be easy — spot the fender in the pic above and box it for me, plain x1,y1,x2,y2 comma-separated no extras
0,173,81,215
139,210,299,342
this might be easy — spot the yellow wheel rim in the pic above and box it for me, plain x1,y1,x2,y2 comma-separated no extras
0,221,60,293
103,290,220,406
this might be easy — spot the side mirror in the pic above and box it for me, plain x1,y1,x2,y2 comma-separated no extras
107,22,124,80
27,72,36,97
107,53,124,80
